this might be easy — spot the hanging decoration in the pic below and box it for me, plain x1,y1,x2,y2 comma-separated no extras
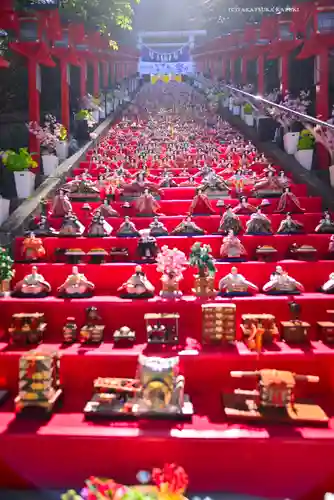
141,44,190,63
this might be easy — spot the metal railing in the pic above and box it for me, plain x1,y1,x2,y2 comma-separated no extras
223,84,334,131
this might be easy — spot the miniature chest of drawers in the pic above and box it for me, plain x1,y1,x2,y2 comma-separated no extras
317,321,334,343
202,303,236,344
280,321,310,343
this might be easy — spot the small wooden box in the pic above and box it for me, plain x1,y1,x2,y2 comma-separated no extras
202,303,236,344
241,314,278,344
317,321,334,343
281,321,310,343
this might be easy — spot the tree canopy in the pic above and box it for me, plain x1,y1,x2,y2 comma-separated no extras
15,0,140,40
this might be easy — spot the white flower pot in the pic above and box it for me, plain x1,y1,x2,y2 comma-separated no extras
107,102,113,114
294,149,313,170
56,141,68,162
233,105,240,116
228,97,233,111
223,97,229,108
240,107,245,120
14,171,35,199
283,132,300,154
99,108,106,120
92,110,100,123
0,197,10,226
244,114,254,126
42,154,59,176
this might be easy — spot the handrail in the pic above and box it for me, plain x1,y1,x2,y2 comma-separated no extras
223,84,334,131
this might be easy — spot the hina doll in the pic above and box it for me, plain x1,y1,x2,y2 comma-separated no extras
30,215,57,237
171,216,205,236
86,212,113,237
218,207,243,235
218,266,258,296
253,171,283,196
263,265,304,294
137,229,159,261
58,266,95,298
94,199,120,218
200,171,230,193
277,170,290,189
136,188,161,216
69,178,100,198
245,208,273,235
276,187,305,213
320,273,334,294
14,265,52,297
50,189,72,217
149,217,169,236
59,213,85,236
117,265,155,298
220,230,247,259
232,196,256,214
159,172,177,188
117,216,140,237
329,235,334,254
314,212,334,234
277,213,304,234
22,233,46,261
189,189,215,216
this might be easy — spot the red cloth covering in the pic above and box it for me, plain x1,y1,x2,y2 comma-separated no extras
0,340,334,498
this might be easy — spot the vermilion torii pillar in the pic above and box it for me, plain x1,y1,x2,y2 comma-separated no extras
241,56,247,84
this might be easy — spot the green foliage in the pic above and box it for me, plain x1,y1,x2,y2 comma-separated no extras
189,242,216,278
122,487,157,500
243,103,253,115
59,0,139,35
298,129,315,151
0,247,14,282
1,148,38,171
75,109,93,121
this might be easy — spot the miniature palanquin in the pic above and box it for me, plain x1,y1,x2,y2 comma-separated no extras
15,350,62,415
8,313,47,345
202,303,236,344
145,313,180,344
223,369,328,425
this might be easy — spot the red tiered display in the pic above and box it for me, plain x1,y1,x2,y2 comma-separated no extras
1,82,334,500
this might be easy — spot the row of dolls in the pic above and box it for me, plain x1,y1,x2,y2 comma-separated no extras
10,263,334,299
27,209,334,244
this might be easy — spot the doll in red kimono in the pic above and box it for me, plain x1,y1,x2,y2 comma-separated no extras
136,188,161,216
276,187,305,213
232,196,257,215
189,188,215,216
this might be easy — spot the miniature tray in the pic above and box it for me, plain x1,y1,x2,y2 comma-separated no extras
218,292,252,297
84,394,193,421
266,290,301,296
222,393,328,426
58,292,94,299
120,292,154,299
15,389,63,419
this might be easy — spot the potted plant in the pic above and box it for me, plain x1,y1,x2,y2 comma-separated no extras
294,129,315,170
27,114,62,175
232,96,242,116
189,242,217,298
1,148,38,198
268,90,310,154
156,245,188,299
75,109,97,142
55,123,69,161
243,103,254,126
0,247,14,296
306,121,334,185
